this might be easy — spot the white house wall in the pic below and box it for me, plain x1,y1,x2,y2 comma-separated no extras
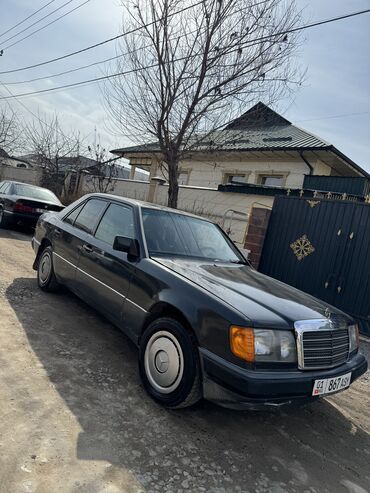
156,155,333,189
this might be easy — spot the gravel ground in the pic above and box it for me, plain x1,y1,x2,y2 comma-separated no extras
0,227,369,493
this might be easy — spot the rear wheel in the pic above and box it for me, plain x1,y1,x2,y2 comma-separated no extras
37,246,60,292
139,317,202,408
0,208,10,229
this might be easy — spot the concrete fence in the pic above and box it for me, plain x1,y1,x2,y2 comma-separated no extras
0,165,42,186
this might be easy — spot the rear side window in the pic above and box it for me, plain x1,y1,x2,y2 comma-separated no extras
95,203,135,246
64,202,85,225
0,182,6,193
74,199,107,234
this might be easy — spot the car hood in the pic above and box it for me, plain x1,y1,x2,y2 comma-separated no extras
153,257,350,329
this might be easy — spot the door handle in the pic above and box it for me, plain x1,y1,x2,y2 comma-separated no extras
82,244,93,253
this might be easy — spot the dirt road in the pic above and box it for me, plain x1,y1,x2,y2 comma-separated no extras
0,228,369,493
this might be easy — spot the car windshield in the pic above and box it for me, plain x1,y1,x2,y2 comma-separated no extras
13,183,60,203
142,208,243,263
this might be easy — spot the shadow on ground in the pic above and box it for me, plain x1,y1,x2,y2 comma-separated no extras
5,277,370,492
0,226,33,241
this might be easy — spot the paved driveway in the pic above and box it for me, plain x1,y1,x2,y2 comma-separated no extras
0,228,369,493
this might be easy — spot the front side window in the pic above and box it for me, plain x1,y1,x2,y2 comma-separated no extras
95,203,135,246
142,209,241,263
74,199,107,234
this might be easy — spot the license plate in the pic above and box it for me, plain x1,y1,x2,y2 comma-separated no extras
35,208,45,213
312,372,352,396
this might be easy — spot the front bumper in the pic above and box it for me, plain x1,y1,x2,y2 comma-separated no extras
200,348,368,410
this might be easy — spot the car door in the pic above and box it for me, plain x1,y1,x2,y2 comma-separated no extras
52,198,108,288
75,201,138,326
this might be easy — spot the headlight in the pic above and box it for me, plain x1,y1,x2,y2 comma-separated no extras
348,324,359,353
230,327,297,363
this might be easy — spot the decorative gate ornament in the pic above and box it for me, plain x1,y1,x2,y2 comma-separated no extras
306,200,320,208
290,234,315,261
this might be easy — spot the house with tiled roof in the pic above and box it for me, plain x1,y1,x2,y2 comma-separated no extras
111,102,369,189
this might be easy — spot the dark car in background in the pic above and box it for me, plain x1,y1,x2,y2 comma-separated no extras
31,193,367,409
0,180,64,229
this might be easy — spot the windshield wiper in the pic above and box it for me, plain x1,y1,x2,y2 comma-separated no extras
229,259,247,264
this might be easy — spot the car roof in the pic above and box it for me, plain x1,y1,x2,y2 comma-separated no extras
87,192,214,222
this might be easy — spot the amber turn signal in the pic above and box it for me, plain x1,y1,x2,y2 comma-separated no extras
230,326,255,362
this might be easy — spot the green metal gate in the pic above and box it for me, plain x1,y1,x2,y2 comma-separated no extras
259,196,370,335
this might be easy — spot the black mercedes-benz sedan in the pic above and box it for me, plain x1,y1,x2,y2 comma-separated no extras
0,180,64,229
31,193,367,409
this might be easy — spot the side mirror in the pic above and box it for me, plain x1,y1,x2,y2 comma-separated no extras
113,236,140,258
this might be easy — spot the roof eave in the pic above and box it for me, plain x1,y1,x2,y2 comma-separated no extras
328,145,370,179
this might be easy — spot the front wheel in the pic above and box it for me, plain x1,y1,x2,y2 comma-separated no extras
37,246,60,292
139,317,202,408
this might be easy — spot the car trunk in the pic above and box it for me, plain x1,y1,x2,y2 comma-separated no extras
13,196,64,216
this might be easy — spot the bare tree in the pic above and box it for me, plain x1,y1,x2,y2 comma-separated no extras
87,131,121,193
105,0,303,208
0,106,21,154
25,115,83,198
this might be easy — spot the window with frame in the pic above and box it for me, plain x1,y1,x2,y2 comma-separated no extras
95,203,135,246
258,175,285,187
224,174,247,185
74,199,107,234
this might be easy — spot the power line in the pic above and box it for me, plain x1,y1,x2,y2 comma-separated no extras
0,0,59,39
295,111,370,123
1,0,77,46
1,0,91,51
3,53,122,86
3,22,202,85
2,5,369,77
1,9,369,100
0,78,57,130
0,0,205,75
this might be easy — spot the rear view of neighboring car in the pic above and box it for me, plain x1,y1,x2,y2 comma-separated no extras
0,180,64,229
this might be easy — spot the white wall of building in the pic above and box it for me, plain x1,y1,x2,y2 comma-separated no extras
153,154,332,190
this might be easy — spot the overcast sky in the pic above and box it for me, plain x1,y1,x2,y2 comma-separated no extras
1,0,369,171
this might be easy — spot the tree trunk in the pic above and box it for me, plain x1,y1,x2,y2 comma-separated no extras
167,159,179,209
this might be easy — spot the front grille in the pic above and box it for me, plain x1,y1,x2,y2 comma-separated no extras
301,328,349,369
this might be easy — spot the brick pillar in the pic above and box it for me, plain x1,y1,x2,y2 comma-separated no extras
244,207,271,269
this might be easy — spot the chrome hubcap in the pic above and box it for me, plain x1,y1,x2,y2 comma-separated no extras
144,331,184,394
39,252,51,283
